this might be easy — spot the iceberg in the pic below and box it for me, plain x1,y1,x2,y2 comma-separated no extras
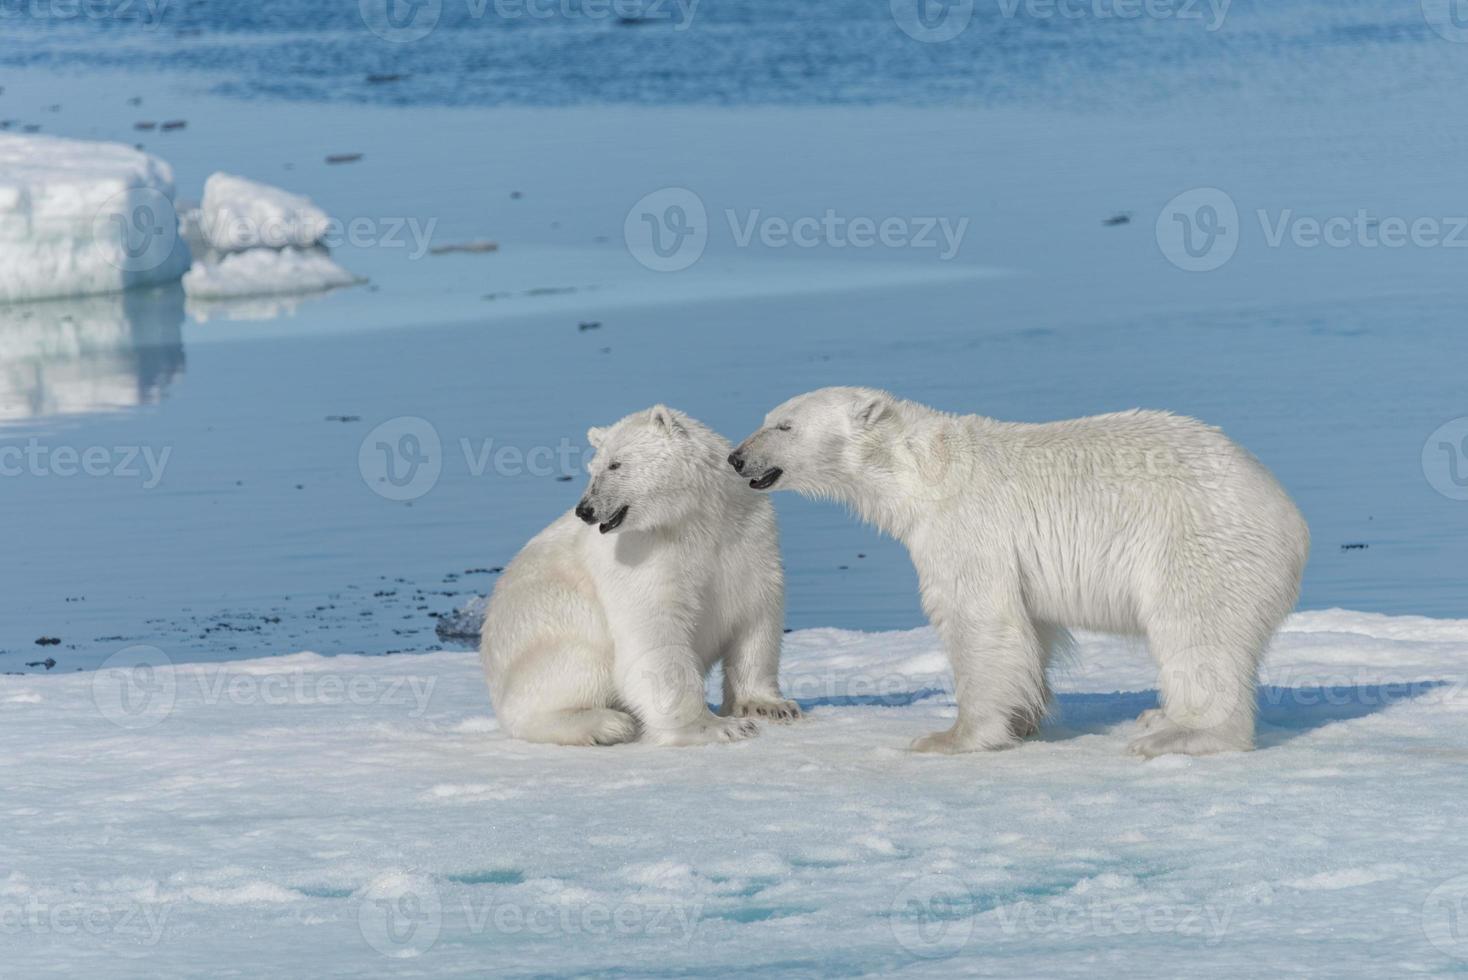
0,133,192,303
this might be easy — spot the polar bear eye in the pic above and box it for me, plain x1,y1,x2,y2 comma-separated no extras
607,462,621,470
776,423,793,432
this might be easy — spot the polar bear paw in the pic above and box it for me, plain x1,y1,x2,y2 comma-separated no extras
909,724,1017,755
646,715,759,747
1127,725,1253,758
1134,708,1171,734
722,697,801,722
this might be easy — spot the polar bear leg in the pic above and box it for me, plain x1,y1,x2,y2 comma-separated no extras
613,639,760,746
719,615,800,722
493,640,633,747
1129,620,1261,757
912,602,1048,754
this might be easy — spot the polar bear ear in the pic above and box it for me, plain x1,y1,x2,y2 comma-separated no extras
586,426,608,450
855,393,894,427
648,404,686,436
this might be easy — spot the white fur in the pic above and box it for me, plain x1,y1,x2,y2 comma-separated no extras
481,406,797,747
731,388,1309,757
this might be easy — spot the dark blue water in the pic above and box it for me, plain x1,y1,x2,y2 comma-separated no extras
0,0,1454,108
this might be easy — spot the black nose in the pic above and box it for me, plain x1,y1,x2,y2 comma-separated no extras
727,452,745,474
575,500,596,524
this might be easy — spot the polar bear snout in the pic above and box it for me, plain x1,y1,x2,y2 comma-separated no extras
728,438,784,490
574,498,597,524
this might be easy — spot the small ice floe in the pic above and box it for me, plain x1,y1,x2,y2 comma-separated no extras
435,595,488,645
0,133,191,302
194,172,332,252
180,172,360,304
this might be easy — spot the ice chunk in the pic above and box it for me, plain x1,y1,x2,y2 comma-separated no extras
0,133,191,303
197,172,332,252
181,246,360,300
435,595,488,645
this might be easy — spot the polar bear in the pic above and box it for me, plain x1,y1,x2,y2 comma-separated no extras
481,405,798,747
729,388,1309,758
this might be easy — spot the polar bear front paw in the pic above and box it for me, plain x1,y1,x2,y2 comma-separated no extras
722,697,801,722
646,715,759,747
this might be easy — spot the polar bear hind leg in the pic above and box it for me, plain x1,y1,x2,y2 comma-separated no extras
495,641,636,747
1128,616,1268,758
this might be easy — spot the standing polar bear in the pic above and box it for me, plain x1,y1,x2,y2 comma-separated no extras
729,388,1309,758
481,406,798,747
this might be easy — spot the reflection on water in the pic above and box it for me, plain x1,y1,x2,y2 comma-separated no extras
0,286,186,424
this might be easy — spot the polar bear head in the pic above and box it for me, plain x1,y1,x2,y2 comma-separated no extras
576,405,726,534
729,387,969,511
728,387,903,495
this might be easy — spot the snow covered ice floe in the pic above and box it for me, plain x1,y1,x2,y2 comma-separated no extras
194,172,331,252
0,134,191,303
3,609,1467,974
180,173,360,301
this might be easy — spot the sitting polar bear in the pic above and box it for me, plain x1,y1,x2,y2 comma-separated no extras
729,388,1309,758
481,405,798,747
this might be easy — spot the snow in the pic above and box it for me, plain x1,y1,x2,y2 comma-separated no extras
195,172,331,252
4,608,1467,975
0,134,191,303
180,246,359,300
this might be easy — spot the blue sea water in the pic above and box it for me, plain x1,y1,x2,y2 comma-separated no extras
1,1,1466,669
